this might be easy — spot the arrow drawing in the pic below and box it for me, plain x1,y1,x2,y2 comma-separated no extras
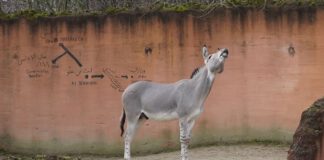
52,43,83,67
121,75,128,79
91,74,104,79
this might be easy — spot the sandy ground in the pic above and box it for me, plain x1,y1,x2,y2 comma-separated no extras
84,144,289,160
0,144,288,159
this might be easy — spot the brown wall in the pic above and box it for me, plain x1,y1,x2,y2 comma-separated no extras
1,9,324,154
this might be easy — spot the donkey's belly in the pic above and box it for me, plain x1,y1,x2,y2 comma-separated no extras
142,110,179,121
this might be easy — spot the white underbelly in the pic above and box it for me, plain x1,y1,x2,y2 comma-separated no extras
189,107,203,120
142,111,179,121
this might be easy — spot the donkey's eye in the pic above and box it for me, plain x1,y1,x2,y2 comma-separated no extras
208,55,211,60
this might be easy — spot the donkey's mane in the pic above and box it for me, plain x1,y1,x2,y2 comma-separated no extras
190,67,201,78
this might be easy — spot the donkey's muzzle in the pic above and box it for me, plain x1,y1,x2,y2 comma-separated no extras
221,48,229,58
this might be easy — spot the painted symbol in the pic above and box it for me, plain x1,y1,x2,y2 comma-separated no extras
121,75,128,79
52,43,83,67
91,74,104,79
144,47,152,55
288,43,295,57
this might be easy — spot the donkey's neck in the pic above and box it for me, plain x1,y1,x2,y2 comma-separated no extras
191,66,215,100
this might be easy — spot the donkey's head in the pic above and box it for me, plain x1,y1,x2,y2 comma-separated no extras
202,46,228,74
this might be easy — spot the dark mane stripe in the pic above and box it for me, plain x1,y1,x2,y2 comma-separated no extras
190,67,200,78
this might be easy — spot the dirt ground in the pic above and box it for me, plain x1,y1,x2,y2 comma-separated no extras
0,144,288,160
85,144,289,160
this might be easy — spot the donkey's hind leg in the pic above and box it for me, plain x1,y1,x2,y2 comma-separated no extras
124,111,142,160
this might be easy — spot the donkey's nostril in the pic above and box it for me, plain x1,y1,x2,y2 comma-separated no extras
223,48,228,54
222,48,229,58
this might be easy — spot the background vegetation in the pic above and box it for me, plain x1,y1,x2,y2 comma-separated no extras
0,0,324,19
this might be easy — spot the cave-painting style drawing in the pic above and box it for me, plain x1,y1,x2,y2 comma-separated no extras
52,43,83,67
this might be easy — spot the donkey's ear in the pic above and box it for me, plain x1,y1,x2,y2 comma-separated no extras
202,45,209,64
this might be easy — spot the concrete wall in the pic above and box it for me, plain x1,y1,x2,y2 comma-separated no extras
1,9,324,154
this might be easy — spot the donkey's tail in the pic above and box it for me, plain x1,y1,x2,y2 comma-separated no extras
120,109,126,137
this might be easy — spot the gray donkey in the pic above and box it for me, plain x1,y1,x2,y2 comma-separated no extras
120,46,229,160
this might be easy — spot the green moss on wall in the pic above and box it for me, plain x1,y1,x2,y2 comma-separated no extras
0,126,292,158
191,127,291,148
0,10,49,20
104,7,127,14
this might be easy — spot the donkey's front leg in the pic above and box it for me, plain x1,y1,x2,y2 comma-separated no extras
179,118,195,160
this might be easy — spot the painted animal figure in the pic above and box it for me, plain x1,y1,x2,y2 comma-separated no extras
120,46,229,160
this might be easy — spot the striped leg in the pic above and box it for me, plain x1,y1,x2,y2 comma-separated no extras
179,119,195,160
124,121,138,160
